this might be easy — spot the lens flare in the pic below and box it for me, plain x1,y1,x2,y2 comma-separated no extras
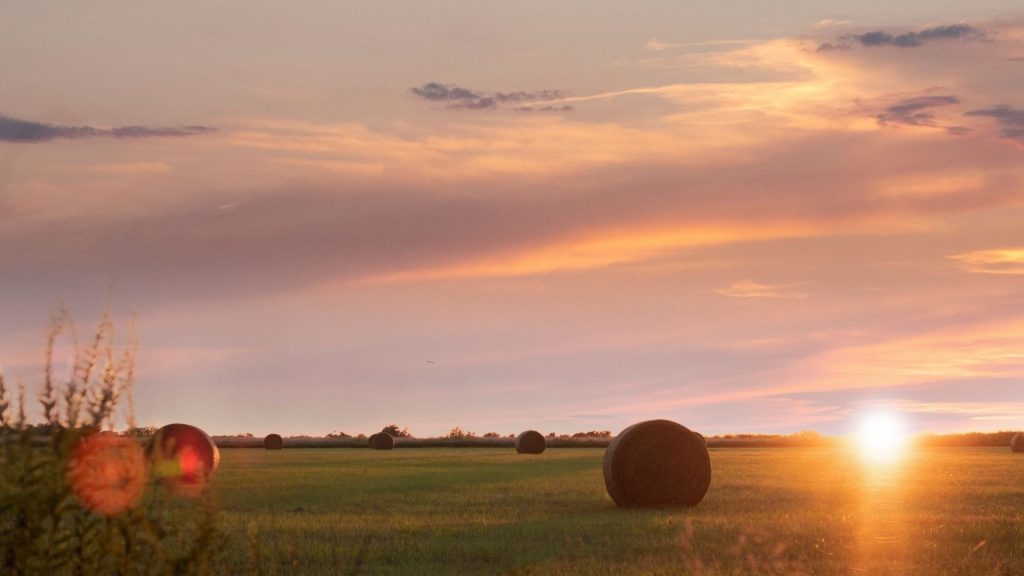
147,423,220,496
854,410,909,463
68,432,147,515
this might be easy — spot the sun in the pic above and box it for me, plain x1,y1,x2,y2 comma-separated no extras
854,410,909,463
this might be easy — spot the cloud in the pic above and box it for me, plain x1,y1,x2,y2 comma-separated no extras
409,82,568,111
493,90,565,103
814,42,850,53
899,400,1024,420
108,125,215,138
408,82,484,102
858,25,985,48
0,115,215,143
715,280,806,299
818,24,986,51
515,105,574,113
875,95,968,133
949,247,1024,274
965,105,1024,141
792,317,1024,393
644,38,756,51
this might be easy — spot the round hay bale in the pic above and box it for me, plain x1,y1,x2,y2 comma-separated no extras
264,433,284,450
1012,433,1024,453
368,432,394,450
515,430,546,454
603,419,711,508
146,423,220,494
694,432,707,446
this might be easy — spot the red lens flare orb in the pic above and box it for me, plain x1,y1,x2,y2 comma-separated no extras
68,431,147,516
146,423,220,495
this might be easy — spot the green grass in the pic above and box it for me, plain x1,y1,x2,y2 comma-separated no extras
209,447,1024,575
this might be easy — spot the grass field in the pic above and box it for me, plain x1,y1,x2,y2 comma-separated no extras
210,447,1024,575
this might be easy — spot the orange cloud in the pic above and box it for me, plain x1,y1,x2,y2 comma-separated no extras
899,401,1024,420
363,221,821,283
84,161,172,175
949,248,1024,274
564,314,1024,423
792,317,1024,393
715,280,807,299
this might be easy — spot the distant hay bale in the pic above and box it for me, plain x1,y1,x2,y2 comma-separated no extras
147,423,220,493
368,432,395,450
603,419,711,508
264,433,284,450
515,430,546,454
1012,434,1024,453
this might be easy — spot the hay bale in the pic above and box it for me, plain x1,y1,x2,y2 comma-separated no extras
515,430,546,454
264,433,284,450
147,423,220,493
694,432,707,446
368,432,394,450
1012,433,1024,453
603,419,711,508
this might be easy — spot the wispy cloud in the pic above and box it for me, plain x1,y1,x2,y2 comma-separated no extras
715,280,807,299
818,23,987,52
875,95,967,133
644,38,756,51
949,247,1024,274
795,317,1024,392
409,82,485,103
857,24,986,48
83,162,172,175
965,105,1024,141
899,400,1024,420
514,105,574,113
409,82,570,111
0,115,215,143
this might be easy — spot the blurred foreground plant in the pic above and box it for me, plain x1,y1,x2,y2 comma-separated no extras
0,310,226,575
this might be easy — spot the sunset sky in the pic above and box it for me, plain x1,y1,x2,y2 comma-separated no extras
2,2,1024,437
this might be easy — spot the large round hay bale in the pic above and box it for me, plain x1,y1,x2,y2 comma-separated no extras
368,432,394,450
694,432,707,446
1012,433,1024,453
516,430,546,454
147,423,220,494
603,419,711,508
264,433,284,450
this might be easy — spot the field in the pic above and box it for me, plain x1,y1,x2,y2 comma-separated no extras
211,447,1024,575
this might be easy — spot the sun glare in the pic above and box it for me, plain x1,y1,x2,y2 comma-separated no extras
854,410,909,464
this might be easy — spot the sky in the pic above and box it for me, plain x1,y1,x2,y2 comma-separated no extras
2,2,1024,438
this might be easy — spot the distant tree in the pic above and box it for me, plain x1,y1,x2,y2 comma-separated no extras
326,430,352,438
126,425,158,437
381,424,412,438
790,430,820,440
445,427,476,439
546,432,556,438
23,422,59,436
572,430,612,438
483,432,501,438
